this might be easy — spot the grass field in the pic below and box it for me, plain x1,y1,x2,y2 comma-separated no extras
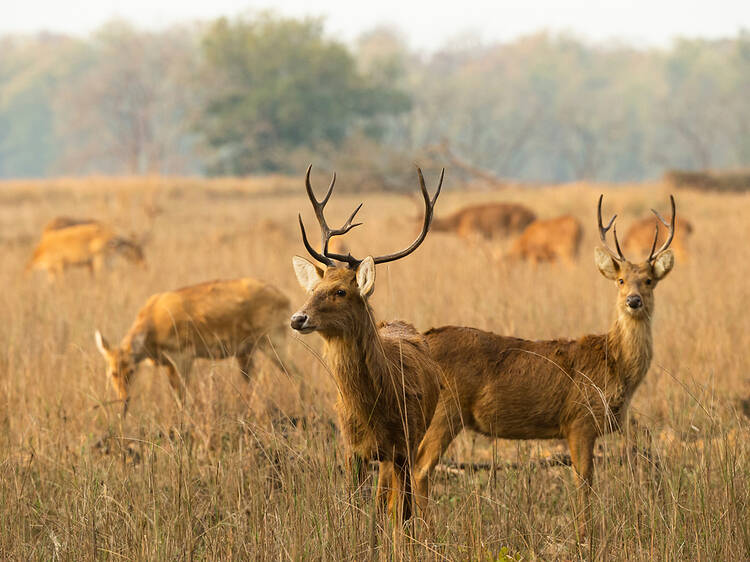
1,172,748,560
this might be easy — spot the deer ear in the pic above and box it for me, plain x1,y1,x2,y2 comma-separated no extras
594,247,620,280
95,330,111,357
652,249,674,280
293,256,324,293
356,256,376,297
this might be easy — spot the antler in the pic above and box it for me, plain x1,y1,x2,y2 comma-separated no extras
647,194,676,262
298,165,444,269
298,165,363,268
597,194,626,261
371,167,444,265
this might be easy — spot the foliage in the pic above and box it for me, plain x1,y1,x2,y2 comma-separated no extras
0,18,748,181
197,14,410,174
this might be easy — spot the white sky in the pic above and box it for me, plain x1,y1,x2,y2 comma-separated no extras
2,0,750,51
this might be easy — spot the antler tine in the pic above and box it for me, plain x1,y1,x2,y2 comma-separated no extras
372,167,444,265
301,165,364,268
298,215,334,267
597,194,626,261
647,194,676,262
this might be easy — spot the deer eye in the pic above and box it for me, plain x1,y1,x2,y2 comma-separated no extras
645,278,652,285
618,279,624,285
335,289,347,297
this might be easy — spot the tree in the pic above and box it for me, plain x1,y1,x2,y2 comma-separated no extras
197,14,410,174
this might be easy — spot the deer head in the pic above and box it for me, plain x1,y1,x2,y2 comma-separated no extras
95,330,144,416
291,165,443,338
595,195,676,319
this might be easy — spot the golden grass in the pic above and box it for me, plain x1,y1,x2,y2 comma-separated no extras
1,173,748,560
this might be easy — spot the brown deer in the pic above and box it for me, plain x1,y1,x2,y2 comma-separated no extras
291,165,444,522
95,278,297,416
414,195,676,532
26,222,146,280
431,202,536,242
505,215,583,264
43,216,99,232
623,215,693,262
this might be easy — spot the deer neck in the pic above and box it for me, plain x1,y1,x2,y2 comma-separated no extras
322,304,390,423
607,308,653,389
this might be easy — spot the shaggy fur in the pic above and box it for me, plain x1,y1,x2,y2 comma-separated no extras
292,261,442,521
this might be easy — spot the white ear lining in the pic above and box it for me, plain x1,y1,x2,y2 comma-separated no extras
292,256,324,293
356,256,376,297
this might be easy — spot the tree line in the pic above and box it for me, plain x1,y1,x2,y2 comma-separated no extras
0,15,748,185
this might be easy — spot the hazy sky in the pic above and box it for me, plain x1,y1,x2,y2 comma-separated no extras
3,0,750,51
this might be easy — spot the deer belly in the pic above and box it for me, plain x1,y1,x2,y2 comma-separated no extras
471,392,564,440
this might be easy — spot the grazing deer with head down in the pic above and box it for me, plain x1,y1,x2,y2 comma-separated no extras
26,221,146,280
415,195,676,532
431,202,536,242
95,278,298,417
506,214,583,265
291,165,444,522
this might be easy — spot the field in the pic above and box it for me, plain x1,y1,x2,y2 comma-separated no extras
1,173,749,560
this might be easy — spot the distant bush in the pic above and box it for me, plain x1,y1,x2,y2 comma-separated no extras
664,169,750,193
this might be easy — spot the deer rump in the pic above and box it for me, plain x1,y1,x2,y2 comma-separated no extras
423,326,631,440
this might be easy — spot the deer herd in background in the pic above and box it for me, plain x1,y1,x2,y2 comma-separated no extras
24,166,683,533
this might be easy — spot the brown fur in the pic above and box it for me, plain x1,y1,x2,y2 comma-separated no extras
26,222,145,279
292,261,442,521
623,216,693,262
95,278,297,415
415,246,674,532
431,202,536,241
43,216,99,232
506,215,583,264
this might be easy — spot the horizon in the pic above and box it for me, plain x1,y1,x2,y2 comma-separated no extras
3,0,750,52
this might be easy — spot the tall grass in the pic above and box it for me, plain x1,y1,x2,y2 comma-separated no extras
0,175,748,559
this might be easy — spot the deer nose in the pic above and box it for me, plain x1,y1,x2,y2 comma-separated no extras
290,313,309,331
626,295,642,309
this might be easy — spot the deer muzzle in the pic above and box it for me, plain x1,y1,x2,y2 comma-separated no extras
290,312,314,333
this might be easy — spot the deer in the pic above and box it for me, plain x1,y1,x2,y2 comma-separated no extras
505,215,583,265
414,194,676,534
26,222,146,280
290,165,445,522
430,202,536,242
94,278,298,417
623,214,693,262
43,216,99,232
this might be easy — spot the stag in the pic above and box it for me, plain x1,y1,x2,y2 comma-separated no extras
506,215,583,264
291,165,444,522
95,278,298,416
415,195,676,532
26,222,146,280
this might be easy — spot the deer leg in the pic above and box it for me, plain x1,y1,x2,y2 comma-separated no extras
414,395,463,497
376,460,393,512
163,355,192,408
237,352,256,383
388,459,411,523
566,425,597,540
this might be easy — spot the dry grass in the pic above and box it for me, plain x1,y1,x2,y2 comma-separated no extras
1,173,749,560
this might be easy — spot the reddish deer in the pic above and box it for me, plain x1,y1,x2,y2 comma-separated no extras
26,222,146,280
506,215,583,265
291,165,444,521
415,195,676,532
623,215,693,262
431,202,536,241
95,278,297,416
43,216,99,232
